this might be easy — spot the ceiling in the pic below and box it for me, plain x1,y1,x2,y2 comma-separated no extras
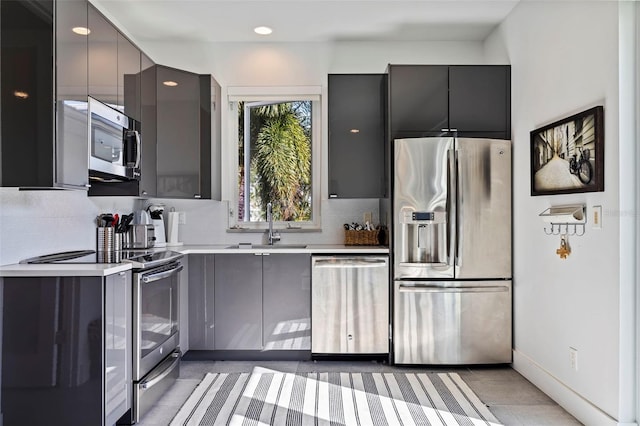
91,0,521,44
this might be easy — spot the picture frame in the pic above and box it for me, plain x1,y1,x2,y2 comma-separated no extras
530,106,604,196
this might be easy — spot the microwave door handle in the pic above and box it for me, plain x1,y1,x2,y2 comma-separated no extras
134,131,141,169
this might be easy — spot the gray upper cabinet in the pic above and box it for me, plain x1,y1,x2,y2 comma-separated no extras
0,0,91,188
449,65,511,139
156,65,216,199
139,53,157,197
88,4,118,106
388,65,449,140
118,33,141,120
214,254,263,350
56,0,90,189
88,4,141,116
388,65,511,140
328,74,386,199
263,254,311,350
0,0,55,187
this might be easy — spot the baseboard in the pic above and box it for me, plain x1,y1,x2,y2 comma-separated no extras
513,349,636,426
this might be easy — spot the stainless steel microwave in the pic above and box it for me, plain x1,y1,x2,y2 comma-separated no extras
88,97,141,181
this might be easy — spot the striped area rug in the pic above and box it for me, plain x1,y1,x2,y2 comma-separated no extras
171,368,501,426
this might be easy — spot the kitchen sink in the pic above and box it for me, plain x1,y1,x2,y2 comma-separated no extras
225,244,307,249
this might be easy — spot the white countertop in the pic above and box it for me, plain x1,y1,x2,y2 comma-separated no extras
0,244,388,277
0,262,132,277
179,244,389,254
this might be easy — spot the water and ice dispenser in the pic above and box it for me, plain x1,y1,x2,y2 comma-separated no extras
397,208,448,267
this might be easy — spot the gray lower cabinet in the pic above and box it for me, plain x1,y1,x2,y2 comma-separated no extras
1,271,132,425
263,254,311,350
214,254,263,350
188,255,215,350
191,253,311,352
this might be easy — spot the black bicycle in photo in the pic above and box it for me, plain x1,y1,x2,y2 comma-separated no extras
569,146,593,184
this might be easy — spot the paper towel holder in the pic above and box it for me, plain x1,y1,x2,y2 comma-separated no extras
166,210,184,247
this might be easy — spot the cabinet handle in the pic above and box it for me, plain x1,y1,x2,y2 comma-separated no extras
194,194,202,199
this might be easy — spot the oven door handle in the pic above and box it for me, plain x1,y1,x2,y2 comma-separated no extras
142,265,183,284
140,351,181,390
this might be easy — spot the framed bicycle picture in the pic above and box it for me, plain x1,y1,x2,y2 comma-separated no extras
530,106,604,196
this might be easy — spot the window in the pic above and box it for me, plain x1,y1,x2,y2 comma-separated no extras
227,87,321,230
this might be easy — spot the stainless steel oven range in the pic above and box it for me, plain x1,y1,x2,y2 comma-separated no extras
127,250,184,423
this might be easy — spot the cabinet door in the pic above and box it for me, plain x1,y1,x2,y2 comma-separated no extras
388,65,449,139
55,0,90,189
1,276,103,425
119,33,141,119
263,254,311,350
156,65,203,199
105,271,132,425
449,65,511,139
214,254,263,350
88,4,117,106
210,76,222,200
139,53,157,197
328,74,386,198
188,255,215,350
0,0,54,187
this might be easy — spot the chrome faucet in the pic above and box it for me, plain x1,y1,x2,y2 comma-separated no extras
266,202,281,245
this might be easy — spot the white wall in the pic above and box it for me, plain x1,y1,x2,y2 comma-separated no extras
0,189,139,265
485,1,635,423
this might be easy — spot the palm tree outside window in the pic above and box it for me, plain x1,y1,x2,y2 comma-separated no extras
233,97,318,227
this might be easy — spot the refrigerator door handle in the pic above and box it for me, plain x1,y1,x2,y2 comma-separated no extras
398,285,509,294
446,148,455,267
454,149,460,267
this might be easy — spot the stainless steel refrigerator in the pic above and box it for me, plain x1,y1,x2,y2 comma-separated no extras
392,137,512,365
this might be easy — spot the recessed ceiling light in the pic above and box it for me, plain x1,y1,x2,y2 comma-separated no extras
72,27,90,35
254,26,273,36
163,81,178,87
14,90,29,99
350,129,360,134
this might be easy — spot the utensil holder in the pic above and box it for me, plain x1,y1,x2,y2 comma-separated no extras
114,232,123,251
97,250,121,263
97,227,115,252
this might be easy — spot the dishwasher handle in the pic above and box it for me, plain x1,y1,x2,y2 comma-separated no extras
313,257,388,268
398,284,509,294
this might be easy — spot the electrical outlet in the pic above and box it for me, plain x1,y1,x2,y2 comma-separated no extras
592,205,602,229
178,211,186,225
569,347,578,371
363,212,372,224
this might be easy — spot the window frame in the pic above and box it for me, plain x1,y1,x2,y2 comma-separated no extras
225,86,322,231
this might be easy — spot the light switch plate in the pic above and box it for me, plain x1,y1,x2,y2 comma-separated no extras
592,205,602,229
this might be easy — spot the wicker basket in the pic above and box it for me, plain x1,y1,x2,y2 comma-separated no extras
344,229,380,246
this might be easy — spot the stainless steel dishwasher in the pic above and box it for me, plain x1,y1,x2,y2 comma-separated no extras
311,255,389,354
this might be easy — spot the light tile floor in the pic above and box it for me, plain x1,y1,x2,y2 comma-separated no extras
137,360,582,426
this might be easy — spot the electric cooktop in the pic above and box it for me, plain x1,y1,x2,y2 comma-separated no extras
20,249,184,269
